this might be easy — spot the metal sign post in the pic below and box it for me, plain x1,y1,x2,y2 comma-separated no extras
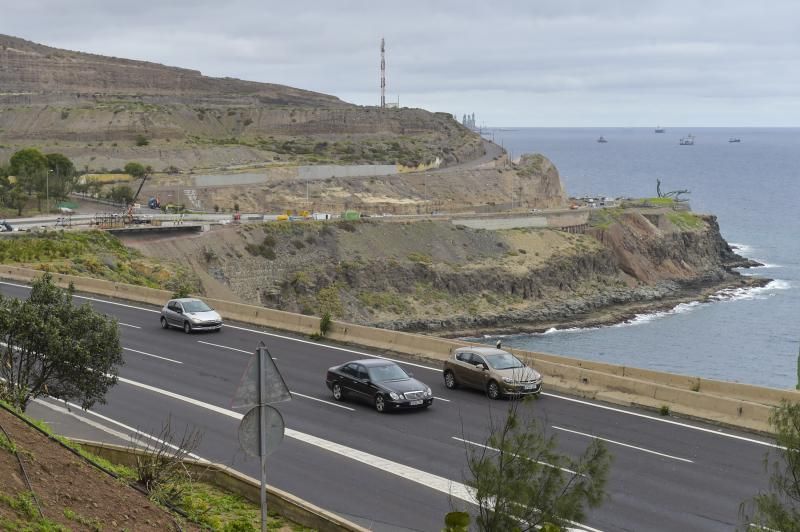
232,342,291,532
257,345,269,532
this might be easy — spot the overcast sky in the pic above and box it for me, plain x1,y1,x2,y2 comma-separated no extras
2,0,799,126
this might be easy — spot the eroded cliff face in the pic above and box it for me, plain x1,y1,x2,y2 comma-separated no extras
126,208,765,335
0,34,345,104
0,33,481,171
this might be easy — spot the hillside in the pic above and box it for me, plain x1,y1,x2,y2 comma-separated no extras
0,34,482,173
124,206,766,336
0,406,198,530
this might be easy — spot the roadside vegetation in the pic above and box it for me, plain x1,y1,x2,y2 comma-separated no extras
0,274,123,412
0,230,200,292
741,401,800,529
0,400,312,531
453,398,611,531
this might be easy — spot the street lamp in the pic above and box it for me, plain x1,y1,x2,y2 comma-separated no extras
46,169,52,214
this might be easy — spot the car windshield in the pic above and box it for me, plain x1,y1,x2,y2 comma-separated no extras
485,353,524,370
182,300,212,312
368,364,409,382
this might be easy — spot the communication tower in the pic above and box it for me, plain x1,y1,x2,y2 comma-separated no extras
380,38,386,109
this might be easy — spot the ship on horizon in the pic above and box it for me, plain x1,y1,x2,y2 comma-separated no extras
655,126,665,133
597,136,608,143
679,134,695,146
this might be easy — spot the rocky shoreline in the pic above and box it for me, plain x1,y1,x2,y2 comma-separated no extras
436,273,771,339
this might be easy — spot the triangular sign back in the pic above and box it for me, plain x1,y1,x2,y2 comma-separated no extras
231,345,291,410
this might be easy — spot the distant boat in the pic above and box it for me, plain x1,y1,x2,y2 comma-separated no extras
655,126,665,133
597,136,608,143
679,134,695,146
728,137,741,143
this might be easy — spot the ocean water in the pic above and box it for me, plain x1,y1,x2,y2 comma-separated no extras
477,127,800,389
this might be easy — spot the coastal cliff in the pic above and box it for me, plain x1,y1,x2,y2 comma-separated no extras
125,206,766,336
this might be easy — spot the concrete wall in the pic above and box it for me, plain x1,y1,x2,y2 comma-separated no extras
453,216,548,230
74,440,369,532
0,265,788,434
298,164,397,180
195,172,267,187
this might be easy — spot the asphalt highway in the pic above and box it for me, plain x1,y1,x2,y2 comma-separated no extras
0,281,776,531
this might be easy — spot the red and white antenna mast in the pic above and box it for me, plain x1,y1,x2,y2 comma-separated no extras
380,37,386,109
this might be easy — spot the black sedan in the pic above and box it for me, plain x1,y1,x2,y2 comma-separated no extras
325,359,434,412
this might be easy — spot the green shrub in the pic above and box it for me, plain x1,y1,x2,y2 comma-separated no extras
319,312,332,336
135,134,149,146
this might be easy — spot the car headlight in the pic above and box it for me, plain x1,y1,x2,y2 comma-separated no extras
389,392,401,400
502,377,513,384
424,387,432,397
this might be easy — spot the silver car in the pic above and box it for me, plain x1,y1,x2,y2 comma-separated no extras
160,298,223,333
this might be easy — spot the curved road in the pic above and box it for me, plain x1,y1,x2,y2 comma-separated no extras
0,281,774,531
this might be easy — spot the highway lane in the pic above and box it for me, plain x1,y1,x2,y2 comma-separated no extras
0,281,776,531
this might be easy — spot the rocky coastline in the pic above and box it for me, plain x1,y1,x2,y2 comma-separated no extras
418,273,771,338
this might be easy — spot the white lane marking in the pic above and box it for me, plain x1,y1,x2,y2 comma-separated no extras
112,374,600,532
0,280,777,450
123,347,182,365
543,392,780,449
291,392,355,411
552,426,694,464
197,340,277,359
452,436,578,474
32,397,205,461
198,340,252,354
433,396,451,402
119,322,141,329
225,323,441,371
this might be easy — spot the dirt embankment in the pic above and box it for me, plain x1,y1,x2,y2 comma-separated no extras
125,208,767,336
0,406,198,530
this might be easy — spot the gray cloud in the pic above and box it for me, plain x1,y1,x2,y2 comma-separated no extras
1,0,798,125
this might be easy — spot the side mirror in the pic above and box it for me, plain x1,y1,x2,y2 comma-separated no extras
176,308,183,314
407,371,414,378
477,363,487,371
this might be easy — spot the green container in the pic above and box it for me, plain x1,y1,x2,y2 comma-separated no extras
343,210,360,221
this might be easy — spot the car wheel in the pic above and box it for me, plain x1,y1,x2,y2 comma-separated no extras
160,317,169,330
374,394,386,413
444,370,458,389
183,321,192,334
487,380,501,400
332,383,344,401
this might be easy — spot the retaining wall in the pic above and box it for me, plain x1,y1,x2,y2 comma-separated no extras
0,265,790,433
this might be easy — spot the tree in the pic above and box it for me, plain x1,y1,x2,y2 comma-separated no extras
458,399,611,531
110,184,134,205
0,273,123,411
741,401,800,528
124,161,147,179
9,148,48,196
45,152,77,200
7,185,28,215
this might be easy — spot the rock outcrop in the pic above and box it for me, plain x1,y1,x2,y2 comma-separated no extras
126,207,767,336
